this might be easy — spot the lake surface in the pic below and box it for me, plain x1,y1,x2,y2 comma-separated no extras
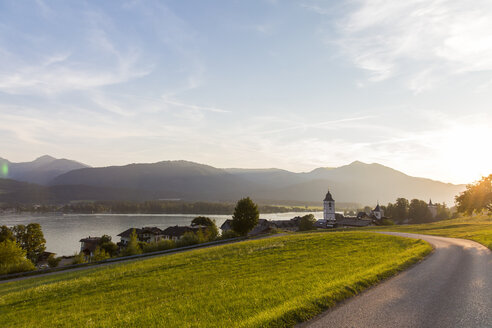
0,212,322,256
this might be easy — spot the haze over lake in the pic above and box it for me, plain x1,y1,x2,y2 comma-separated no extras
0,212,322,256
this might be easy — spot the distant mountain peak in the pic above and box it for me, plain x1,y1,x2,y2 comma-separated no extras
348,160,367,166
33,155,56,163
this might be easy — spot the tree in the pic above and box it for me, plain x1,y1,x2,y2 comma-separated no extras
93,247,110,262
122,229,142,256
0,239,35,275
72,252,87,264
12,223,46,264
299,214,317,231
393,198,409,222
0,225,14,242
231,197,259,236
436,203,451,220
408,199,432,223
455,174,492,215
99,235,118,257
191,216,218,241
47,254,61,268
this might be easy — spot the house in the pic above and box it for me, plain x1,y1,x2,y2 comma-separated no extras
117,227,164,245
220,219,233,232
161,225,206,241
79,237,101,257
335,218,375,228
248,219,277,236
271,216,302,231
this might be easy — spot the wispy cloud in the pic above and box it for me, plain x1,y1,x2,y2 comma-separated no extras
161,96,230,114
331,0,492,91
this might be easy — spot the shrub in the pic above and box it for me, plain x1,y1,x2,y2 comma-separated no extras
71,252,87,265
93,247,110,262
219,230,240,240
0,239,35,275
176,232,200,247
378,219,395,225
191,217,219,241
299,214,317,231
142,239,175,253
122,229,142,256
47,254,61,268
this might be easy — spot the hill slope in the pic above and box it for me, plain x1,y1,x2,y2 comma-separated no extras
0,155,88,185
47,160,464,205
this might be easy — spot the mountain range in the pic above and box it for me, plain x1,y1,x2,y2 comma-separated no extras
0,156,466,206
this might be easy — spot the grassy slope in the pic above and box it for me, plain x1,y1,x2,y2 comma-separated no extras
368,215,492,250
0,232,430,328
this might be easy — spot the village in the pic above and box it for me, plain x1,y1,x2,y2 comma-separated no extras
77,191,439,261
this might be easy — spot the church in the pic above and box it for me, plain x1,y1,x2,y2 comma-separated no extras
317,190,382,228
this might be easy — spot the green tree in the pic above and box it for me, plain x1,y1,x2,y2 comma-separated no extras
0,225,14,242
122,229,142,256
393,198,410,222
72,252,87,264
455,174,492,215
191,216,219,241
436,203,451,220
47,254,61,268
231,197,259,236
408,199,432,223
12,223,46,263
0,239,35,275
93,247,110,262
299,214,317,231
99,235,118,257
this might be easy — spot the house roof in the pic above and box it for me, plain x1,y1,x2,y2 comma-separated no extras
162,225,204,237
220,219,233,230
323,190,334,202
141,227,164,234
337,218,374,227
271,220,298,228
373,204,381,212
117,228,143,238
117,227,164,238
79,237,101,243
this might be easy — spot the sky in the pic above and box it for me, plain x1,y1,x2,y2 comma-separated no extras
0,0,490,185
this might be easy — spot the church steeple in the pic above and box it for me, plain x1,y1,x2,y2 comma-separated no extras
323,189,336,223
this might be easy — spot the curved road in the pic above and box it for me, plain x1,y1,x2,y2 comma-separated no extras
300,232,492,328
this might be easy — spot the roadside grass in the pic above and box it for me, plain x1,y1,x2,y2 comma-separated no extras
367,215,492,250
0,232,430,328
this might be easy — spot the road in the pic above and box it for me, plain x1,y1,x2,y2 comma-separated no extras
300,232,492,328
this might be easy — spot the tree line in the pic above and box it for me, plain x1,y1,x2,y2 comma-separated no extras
1,200,315,215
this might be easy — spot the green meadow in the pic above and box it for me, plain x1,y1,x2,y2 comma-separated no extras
0,232,430,328
368,215,492,250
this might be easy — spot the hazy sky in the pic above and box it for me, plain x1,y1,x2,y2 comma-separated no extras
0,0,490,184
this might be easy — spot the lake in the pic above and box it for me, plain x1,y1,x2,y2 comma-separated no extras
0,212,322,256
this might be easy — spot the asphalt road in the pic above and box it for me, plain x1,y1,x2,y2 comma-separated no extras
300,232,492,328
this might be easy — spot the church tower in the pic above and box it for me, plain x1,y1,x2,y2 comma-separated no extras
428,199,437,218
323,190,336,223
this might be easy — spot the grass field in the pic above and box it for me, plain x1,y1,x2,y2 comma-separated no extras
0,232,430,328
367,215,492,250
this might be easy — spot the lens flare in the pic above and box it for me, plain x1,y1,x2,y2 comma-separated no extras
1,163,8,177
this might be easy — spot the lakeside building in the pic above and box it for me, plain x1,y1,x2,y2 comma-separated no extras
161,225,206,241
117,227,165,245
79,237,101,257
